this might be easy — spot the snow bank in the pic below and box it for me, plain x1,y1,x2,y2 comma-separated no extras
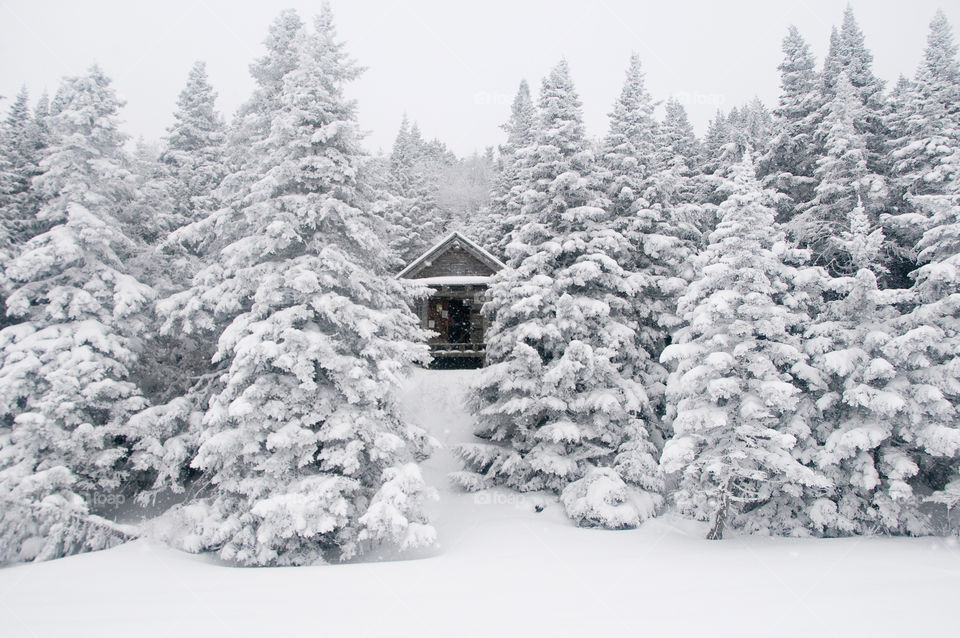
1,369,958,638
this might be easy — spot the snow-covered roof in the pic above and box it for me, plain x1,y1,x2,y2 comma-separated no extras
411,275,494,287
396,231,506,280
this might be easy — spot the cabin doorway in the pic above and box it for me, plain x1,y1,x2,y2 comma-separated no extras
447,298,470,344
424,295,484,370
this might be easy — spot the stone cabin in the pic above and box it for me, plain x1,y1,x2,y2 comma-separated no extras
397,232,506,368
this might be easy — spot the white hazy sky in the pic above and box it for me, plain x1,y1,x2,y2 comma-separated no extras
0,0,957,157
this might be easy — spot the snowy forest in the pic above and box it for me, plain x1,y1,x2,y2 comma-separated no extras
1,3,959,568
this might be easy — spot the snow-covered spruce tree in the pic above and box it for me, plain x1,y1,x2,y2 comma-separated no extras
759,25,820,221
601,53,659,217
802,203,932,535
702,101,774,176
599,54,696,408
820,7,887,170
884,167,960,525
381,115,443,263
454,61,663,528
649,98,699,204
647,98,714,240
792,72,887,277
0,88,47,248
158,8,436,565
887,11,959,200
0,67,150,562
881,75,927,283
159,60,226,229
214,9,306,221
660,151,830,540
884,11,960,287
475,79,537,256
137,11,314,508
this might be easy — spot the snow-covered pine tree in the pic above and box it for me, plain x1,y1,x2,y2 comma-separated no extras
159,61,226,228
884,11,960,287
821,7,887,168
657,98,700,177
158,8,436,565
648,98,713,237
601,53,659,217
792,71,887,277
0,66,151,562
455,61,663,528
802,202,931,535
0,88,47,248
381,115,443,263
416,130,458,224
888,11,959,199
702,102,774,175
138,12,315,509
700,109,732,177
884,149,960,527
216,9,306,219
389,115,418,194
759,25,821,221
660,151,830,539
475,79,537,256
600,54,696,409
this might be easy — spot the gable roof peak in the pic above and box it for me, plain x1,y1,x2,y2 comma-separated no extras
396,231,506,279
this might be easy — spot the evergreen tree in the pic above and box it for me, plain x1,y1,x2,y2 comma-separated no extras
802,207,930,535
820,7,888,179
660,152,830,539
883,12,960,289
160,61,227,228
658,98,699,172
164,10,305,261
793,72,887,276
158,8,436,565
884,167,960,526
0,67,151,562
822,9,885,109
455,61,663,528
476,79,537,255
148,13,315,505
0,88,47,247
216,9,306,215
700,101,773,178
382,115,443,263
600,53,659,219
760,25,820,219
891,10,960,194
649,98,713,236
600,55,696,407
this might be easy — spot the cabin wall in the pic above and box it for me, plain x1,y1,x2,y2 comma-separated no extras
416,248,494,278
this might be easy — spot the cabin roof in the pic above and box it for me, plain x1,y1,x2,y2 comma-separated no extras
396,231,506,280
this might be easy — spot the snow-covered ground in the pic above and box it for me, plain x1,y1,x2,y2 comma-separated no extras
1,369,958,637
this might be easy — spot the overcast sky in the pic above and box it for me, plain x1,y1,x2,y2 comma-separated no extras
1,0,956,157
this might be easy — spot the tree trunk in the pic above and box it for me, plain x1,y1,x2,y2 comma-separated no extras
707,483,730,540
